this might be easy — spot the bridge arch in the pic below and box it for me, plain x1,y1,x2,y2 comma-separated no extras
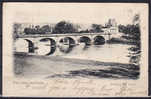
59,37,76,45
59,37,76,53
24,39,35,53
15,39,34,53
79,36,91,45
93,35,105,45
38,38,56,55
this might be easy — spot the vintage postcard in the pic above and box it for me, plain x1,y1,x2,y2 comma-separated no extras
2,3,149,97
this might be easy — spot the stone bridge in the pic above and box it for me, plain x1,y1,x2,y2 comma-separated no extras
15,32,115,55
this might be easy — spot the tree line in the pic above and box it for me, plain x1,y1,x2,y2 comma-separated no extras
118,14,141,65
23,21,104,35
24,25,52,34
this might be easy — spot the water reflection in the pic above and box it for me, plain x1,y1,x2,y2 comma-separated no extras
83,44,90,50
15,38,131,64
93,36,105,45
79,36,91,45
35,41,131,64
37,38,56,55
59,37,76,53
59,44,75,54
63,44,131,64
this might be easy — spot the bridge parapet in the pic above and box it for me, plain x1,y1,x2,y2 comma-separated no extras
18,32,108,38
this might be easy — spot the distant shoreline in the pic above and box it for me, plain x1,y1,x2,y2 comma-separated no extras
106,37,136,45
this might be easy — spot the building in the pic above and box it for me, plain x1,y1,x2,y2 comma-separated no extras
102,19,119,34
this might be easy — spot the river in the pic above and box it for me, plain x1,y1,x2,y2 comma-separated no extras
14,41,139,79
32,42,131,64
15,38,132,64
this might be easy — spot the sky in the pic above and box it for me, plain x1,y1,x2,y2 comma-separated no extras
4,3,147,25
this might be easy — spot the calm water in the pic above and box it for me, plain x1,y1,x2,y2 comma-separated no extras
15,39,131,64
57,44,131,63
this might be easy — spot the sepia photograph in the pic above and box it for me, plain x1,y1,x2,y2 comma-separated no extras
13,4,141,79
2,3,149,97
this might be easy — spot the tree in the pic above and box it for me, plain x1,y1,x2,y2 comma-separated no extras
34,25,42,34
24,27,34,34
133,14,140,25
128,24,140,65
52,21,79,34
41,25,52,33
120,14,141,65
91,24,103,33
118,14,141,65
13,23,21,40
118,24,126,33
24,25,46,34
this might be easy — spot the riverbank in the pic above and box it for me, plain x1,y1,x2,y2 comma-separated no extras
14,52,139,79
107,36,136,45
